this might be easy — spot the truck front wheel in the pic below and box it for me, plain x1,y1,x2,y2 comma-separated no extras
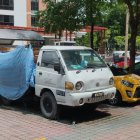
40,91,58,119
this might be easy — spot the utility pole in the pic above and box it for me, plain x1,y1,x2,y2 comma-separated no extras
124,8,129,68
90,0,94,49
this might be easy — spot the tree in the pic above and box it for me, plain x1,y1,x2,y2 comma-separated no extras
37,0,83,39
37,0,109,49
75,33,90,47
102,3,126,52
75,32,99,49
136,36,140,50
121,0,140,73
81,0,109,49
105,4,126,35
114,36,125,48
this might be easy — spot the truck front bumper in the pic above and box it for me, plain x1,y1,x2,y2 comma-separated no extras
62,87,116,106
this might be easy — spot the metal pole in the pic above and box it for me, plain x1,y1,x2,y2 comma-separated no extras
124,8,129,68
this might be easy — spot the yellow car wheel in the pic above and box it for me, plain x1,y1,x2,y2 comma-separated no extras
108,90,122,105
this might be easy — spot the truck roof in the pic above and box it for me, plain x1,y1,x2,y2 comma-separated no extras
41,45,91,51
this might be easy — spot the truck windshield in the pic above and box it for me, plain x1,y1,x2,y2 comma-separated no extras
61,49,107,70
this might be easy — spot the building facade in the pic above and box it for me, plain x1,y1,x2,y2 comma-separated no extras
0,0,107,51
0,0,45,27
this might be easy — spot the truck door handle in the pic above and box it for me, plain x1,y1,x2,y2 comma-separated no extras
39,72,42,75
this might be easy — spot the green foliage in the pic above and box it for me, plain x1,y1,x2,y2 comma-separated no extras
114,36,125,46
75,33,90,47
75,32,100,48
105,3,126,36
113,35,140,50
121,0,140,72
136,36,140,50
37,0,83,34
37,0,109,49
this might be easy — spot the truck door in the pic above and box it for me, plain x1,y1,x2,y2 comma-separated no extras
36,50,66,103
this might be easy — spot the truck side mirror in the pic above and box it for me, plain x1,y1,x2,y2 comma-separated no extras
54,62,61,73
54,62,65,75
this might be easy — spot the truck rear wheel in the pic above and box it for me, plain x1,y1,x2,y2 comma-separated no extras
1,96,12,106
40,91,58,119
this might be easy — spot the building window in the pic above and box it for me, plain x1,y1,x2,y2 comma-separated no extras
0,0,14,10
31,15,38,27
0,15,14,26
31,0,39,11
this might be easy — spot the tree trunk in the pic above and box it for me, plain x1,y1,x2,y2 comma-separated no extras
129,25,137,73
90,21,94,49
89,0,94,49
70,31,72,41
58,30,61,40
124,1,140,73
55,34,57,39
65,30,68,41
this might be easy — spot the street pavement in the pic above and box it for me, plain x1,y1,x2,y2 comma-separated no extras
0,101,140,140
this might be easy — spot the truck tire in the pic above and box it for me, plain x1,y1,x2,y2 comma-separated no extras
40,91,58,119
1,96,12,106
108,90,122,105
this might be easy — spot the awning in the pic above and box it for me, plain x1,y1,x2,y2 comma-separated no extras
0,29,44,45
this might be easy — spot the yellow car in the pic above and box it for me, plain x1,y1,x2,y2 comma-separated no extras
108,65,140,105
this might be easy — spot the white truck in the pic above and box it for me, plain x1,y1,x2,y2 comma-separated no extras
0,29,116,120
35,45,116,119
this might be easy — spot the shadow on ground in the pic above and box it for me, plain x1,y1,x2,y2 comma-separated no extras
0,98,140,125
0,99,111,125
56,104,112,125
104,100,140,108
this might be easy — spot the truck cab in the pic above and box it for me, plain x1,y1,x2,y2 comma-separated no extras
36,45,116,119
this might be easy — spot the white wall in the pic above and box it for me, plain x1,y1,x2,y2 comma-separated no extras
14,0,27,26
0,0,27,27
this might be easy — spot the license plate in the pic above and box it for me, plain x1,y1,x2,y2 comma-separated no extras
92,92,104,98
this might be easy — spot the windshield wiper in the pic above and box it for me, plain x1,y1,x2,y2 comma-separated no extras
86,65,95,68
84,64,97,69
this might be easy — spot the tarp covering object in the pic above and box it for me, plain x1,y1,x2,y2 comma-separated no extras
0,45,35,100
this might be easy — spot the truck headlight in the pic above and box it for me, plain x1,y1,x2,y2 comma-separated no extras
75,81,84,90
65,82,74,90
121,80,134,88
109,77,114,85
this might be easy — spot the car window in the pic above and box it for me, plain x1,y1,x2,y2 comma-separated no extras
41,51,59,69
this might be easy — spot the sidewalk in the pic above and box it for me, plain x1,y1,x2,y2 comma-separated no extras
0,103,140,140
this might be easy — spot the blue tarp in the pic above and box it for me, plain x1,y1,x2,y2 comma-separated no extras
0,45,35,100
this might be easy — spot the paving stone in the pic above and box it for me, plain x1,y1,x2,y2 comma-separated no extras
0,103,140,140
